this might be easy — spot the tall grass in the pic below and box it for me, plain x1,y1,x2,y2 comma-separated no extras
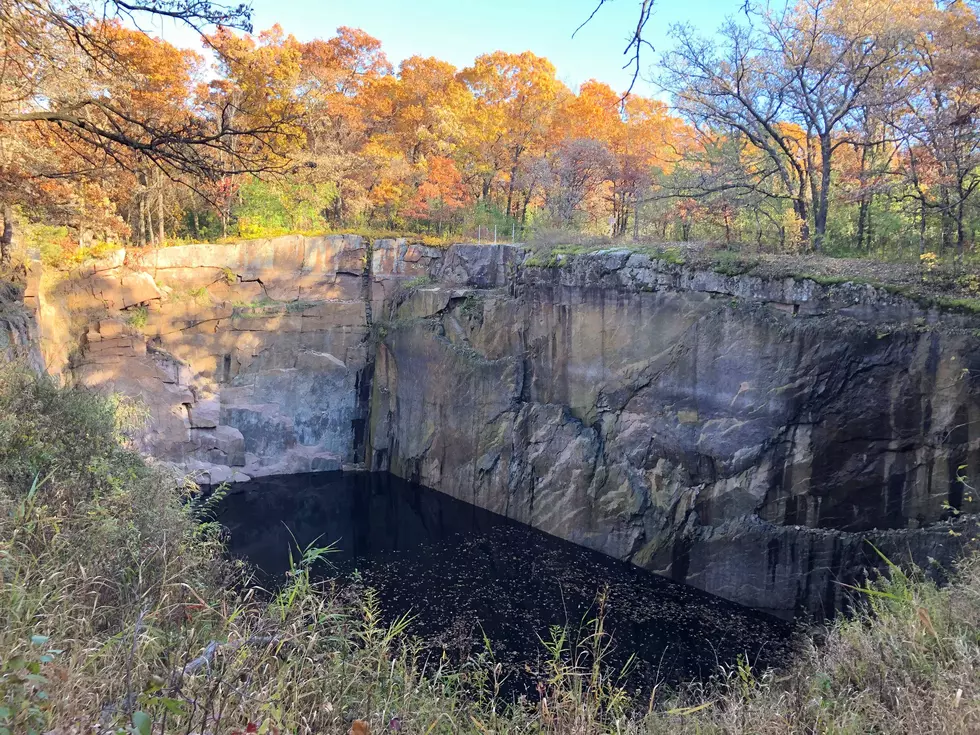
1,363,978,733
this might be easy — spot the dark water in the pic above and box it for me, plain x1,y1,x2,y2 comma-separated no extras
215,472,794,697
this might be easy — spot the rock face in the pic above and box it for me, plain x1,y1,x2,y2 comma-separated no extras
368,247,980,615
34,235,441,485
0,280,43,370
26,237,980,615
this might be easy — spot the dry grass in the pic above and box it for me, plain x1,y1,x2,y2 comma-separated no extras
2,364,979,734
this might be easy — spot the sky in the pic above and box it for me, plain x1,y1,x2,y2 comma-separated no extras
147,0,744,96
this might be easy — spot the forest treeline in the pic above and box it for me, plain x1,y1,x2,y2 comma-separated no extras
1,0,980,264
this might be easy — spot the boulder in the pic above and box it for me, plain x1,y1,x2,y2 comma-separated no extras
189,425,246,467
98,318,126,338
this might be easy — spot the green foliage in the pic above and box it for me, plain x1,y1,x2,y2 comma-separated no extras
0,367,150,504
180,207,224,242
401,275,434,290
28,225,73,269
935,296,980,315
125,305,148,330
232,178,338,239
0,635,62,735
710,250,760,276
166,285,215,307
26,223,119,270
231,297,320,317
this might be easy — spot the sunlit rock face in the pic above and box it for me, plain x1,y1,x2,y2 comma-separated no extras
32,235,441,483
27,236,980,614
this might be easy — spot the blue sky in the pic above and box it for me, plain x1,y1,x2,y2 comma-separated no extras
150,0,742,96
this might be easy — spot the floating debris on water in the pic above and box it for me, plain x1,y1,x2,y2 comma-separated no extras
217,472,795,698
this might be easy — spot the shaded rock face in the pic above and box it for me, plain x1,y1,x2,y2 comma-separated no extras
28,238,980,614
368,247,980,615
0,281,43,370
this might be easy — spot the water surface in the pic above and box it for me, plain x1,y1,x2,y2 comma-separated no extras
216,472,794,696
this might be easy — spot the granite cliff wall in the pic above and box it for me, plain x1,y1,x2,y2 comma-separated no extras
0,281,43,369
30,235,439,483
368,245,980,615
23,237,980,614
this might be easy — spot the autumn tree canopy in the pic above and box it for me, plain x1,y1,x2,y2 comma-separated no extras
2,0,980,262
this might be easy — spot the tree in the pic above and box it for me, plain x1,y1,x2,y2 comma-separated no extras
298,27,392,222
203,24,305,234
661,0,920,250
365,56,470,164
402,155,471,231
545,138,613,227
459,51,568,217
0,0,292,262
892,0,980,255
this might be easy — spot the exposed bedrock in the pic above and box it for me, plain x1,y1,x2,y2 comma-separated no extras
22,236,980,614
31,235,438,484
0,280,43,370
368,247,980,614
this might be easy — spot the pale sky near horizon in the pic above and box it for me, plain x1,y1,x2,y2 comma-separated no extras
145,0,744,96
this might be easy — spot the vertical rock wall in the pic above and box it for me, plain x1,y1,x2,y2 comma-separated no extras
32,235,440,484
0,280,43,370
368,246,980,614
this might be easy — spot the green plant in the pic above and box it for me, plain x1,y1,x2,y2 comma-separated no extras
231,298,319,318
711,250,759,276
232,178,339,239
125,305,148,330
0,635,63,735
401,275,434,290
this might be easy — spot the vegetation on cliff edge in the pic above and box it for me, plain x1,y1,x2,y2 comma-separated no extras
1,364,979,734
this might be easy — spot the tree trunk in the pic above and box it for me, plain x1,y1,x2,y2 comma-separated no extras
633,194,640,241
865,195,873,252
616,195,629,237
814,133,833,251
957,197,966,257
857,198,869,251
941,189,953,254
138,171,149,246
856,144,869,251
157,188,166,245
143,198,152,246
794,198,811,249
919,198,927,255
0,203,12,266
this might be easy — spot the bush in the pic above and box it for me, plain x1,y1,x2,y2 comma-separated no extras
232,178,338,239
